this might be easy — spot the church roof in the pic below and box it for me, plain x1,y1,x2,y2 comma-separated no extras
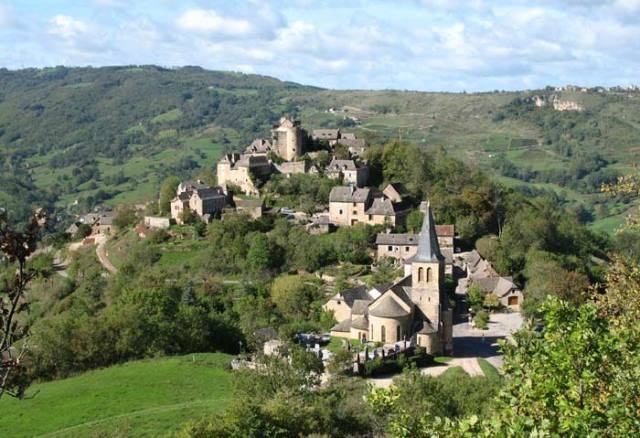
369,295,411,318
351,316,369,330
413,201,444,263
331,318,352,332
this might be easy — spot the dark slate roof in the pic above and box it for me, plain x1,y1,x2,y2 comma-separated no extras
329,186,371,203
413,201,444,263
337,285,370,308
467,250,482,268
376,233,419,246
327,159,361,171
313,129,340,140
440,247,454,264
338,138,366,148
369,295,411,318
234,155,270,169
351,299,371,316
331,318,352,332
195,187,225,200
416,319,438,334
473,276,500,294
235,198,263,208
245,138,273,154
351,316,369,330
366,197,397,216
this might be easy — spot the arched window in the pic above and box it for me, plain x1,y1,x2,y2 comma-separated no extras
426,267,433,282
418,267,424,282
381,326,386,343
396,326,400,342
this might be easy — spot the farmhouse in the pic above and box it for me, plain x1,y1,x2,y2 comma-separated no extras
326,202,453,354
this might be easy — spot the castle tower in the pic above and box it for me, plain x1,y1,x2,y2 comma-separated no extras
411,201,445,326
271,117,304,161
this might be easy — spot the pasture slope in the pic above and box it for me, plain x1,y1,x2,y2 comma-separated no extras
0,353,233,437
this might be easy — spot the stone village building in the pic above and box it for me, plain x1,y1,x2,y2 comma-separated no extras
325,158,369,187
463,250,523,310
170,180,227,224
325,202,453,355
376,224,456,274
328,185,410,227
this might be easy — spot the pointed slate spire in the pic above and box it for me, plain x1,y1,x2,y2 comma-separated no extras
414,201,444,263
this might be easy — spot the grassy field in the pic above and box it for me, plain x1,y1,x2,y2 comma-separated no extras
0,353,234,437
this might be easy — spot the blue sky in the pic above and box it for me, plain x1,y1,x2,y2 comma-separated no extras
0,0,638,91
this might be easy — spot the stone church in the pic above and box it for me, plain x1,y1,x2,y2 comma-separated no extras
327,202,453,354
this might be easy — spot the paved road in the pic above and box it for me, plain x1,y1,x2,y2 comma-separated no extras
453,310,523,369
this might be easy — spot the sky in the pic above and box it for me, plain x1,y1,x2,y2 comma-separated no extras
0,0,639,91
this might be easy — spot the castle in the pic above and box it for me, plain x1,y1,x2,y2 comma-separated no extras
325,201,453,355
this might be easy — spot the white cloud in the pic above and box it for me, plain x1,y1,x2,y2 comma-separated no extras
177,9,253,37
49,15,89,40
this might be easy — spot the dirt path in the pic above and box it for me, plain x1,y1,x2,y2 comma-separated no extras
95,236,117,274
367,358,485,388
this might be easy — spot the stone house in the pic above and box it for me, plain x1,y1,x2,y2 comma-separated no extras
327,203,453,354
471,276,523,310
144,216,170,229
244,138,274,156
274,159,319,176
272,116,306,161
312,129,341,145
81,212,115,235
171,182,227,224
217,153,272,196
337,137,367,156
325,159,369,187
376,227,456,275
328,185,409,228
463,250,523,310
234,197,264,219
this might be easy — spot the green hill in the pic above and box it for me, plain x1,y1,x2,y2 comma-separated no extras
1,66,638,229
0,353,233,437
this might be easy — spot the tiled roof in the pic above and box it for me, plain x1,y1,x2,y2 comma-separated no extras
435,224,455,237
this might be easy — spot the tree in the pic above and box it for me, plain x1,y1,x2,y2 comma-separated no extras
405,210,424,233
0,209,46,399
246,233,278,274
113,205,138,229
483,293,500,311
474,310,489,329
74,223,92,240
179,208,197,225
159,176,180,214
270,275,320,319
467,283,484,311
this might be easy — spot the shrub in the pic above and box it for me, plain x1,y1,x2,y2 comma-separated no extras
475,310,489,330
